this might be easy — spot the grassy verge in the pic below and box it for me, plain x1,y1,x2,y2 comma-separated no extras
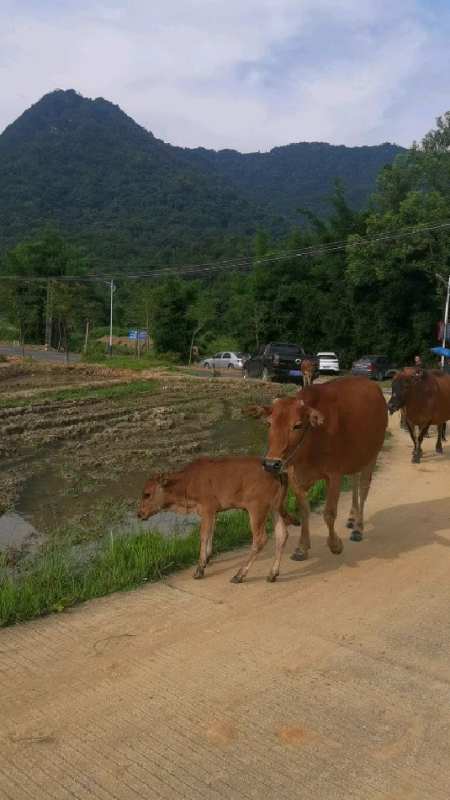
0,511,252,627
0,379,159,409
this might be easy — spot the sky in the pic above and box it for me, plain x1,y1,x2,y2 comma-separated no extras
1,0,449,152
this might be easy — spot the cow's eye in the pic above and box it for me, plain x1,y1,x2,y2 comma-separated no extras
292,422,302,430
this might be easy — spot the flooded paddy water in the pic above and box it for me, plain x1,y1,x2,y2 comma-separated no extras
0,361,294,566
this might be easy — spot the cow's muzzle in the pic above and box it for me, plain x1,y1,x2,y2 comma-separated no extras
262,458,283,474
387,398,400,415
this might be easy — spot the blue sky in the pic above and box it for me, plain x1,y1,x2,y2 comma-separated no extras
1,0,450,151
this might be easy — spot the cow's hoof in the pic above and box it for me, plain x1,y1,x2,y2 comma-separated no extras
267,573,278,583
412,453,420,464
230,574,243,584
290,549,308,561
350,530,363,542
346,519,355,529
193,568,204,579
436,446,443,455
328,537,343,554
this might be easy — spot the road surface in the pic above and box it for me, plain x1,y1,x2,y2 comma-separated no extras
0,344,80,363
1,416,450,799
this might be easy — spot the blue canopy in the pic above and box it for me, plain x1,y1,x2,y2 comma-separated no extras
430,346,450,357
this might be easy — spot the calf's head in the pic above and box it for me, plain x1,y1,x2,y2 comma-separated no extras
245,397,324,473
388,367,424,414
137,475,170,519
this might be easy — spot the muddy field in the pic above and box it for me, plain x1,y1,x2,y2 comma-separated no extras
0,360,294,557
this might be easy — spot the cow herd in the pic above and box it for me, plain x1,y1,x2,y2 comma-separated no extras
138,368,450,582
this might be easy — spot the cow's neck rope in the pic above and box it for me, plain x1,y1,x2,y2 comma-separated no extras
277,421,311,470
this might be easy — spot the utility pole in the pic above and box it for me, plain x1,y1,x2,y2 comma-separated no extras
108,279,115,356
436,273,450,368
44,279,53,350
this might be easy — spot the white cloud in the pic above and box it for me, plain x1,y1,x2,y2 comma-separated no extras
0,0,448,150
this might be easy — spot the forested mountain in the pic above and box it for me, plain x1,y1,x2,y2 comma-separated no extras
183,141,403,220
0,89,403,270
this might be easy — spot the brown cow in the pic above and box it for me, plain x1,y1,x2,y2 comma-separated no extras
388,367,450,463
247,376,387,561
301,359,314,387
138,456,297,583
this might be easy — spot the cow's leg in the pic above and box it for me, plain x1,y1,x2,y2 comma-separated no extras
346,474,359,530
230,508,268,583
193,510,215,579
324,474,344,555
414,423,431,463
406,419,420,463
442,422,447,443
288,469,312,561
351,461,375,542
436,424,445,454
267,512,289,582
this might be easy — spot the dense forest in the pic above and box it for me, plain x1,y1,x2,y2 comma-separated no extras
0,90,402,271
0,95,449,366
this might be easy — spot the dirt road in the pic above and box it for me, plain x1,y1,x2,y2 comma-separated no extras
1,415,450,799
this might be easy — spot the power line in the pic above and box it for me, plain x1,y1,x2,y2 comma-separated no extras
1,219,450,283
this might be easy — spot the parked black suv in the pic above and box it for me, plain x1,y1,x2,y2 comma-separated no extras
243,342,316,385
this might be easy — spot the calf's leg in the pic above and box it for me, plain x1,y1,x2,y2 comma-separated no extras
231,507,268,584
193,510,216,579
267,512,289,582
324,474,344,555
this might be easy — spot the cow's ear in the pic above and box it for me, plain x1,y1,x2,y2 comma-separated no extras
242,404,272,420
305,406,325,427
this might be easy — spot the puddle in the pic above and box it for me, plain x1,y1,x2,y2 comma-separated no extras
0,512,41,551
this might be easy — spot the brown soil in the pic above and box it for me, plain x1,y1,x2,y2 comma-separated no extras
1,415,450,798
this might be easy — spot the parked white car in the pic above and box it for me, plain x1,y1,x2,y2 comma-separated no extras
317,351,340,373
202,351,248,369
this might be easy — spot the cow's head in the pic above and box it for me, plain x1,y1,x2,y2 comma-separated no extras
137,474,171,519
387,367,424,414
244,396,324,474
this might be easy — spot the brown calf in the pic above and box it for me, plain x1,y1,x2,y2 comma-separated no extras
301,359,314,387
138,456,296,582
246,376,387,562
388,368,450,462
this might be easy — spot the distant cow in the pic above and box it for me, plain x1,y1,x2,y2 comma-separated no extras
301,359,315,386
388,368,450,462
138,456,298,583
245,376,387,562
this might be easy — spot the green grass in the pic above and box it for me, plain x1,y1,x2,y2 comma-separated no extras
0,511,251,627
0,379,158,409
83,352,178,371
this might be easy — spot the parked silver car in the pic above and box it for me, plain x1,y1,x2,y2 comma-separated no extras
317,351,340,373
202,351,248,369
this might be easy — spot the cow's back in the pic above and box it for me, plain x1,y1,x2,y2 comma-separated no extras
300,376,387,475
180,456,282,510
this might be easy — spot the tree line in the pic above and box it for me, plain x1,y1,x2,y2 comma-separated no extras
1,113,449,366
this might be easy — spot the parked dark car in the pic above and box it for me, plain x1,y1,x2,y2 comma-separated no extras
351,355,395,381
243,342,317,384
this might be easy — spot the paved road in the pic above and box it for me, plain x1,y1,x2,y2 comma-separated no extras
1,417,450,799
0,344,80,363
